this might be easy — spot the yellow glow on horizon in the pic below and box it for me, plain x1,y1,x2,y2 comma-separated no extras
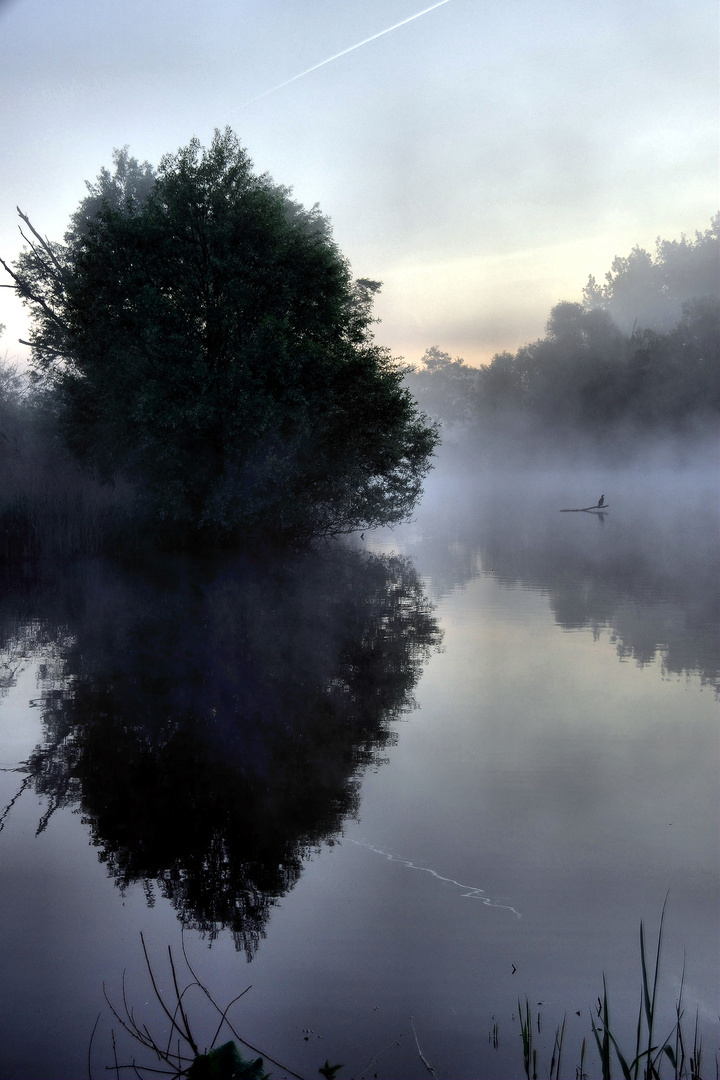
370,218,716,368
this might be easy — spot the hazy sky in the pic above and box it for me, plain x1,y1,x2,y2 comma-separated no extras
0,0,717,366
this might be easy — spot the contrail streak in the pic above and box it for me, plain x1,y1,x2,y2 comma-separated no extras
240,0,452,107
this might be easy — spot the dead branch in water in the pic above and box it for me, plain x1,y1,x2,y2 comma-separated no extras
559,504,609,513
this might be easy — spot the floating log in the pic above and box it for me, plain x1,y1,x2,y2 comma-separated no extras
559,504,609,513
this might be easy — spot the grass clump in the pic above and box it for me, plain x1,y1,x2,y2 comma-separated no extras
517,901,715,1080
94,907,716,1080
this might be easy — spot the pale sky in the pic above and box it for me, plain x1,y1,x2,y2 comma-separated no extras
0,0,717,367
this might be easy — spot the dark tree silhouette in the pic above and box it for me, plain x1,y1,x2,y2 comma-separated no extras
5,547,441,956
4,130,437,542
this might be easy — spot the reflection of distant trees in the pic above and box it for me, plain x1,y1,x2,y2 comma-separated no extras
399,483,719,689
544,561,717,687
0,565,73,702
1,548,441,957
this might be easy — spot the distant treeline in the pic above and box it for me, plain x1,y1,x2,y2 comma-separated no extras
406,216,719,454
0,212,717,558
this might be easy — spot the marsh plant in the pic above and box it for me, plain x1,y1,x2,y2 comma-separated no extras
94,933,345,1080
94,933,309,1080
97,906,716,1080
517,903,715,1080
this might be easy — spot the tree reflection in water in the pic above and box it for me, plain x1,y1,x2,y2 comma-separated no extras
400,472,719,689
2,546,441,958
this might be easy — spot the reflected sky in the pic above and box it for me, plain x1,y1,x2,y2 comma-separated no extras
370,460,720,687
336,462,719,1075
215,559,717,1079
0,466,717,1079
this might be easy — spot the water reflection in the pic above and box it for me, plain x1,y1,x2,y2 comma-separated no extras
384,470,719,687
0,547,441,956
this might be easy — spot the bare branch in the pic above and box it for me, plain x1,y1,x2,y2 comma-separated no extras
208,986,253,1051
17,207,66,279
139,934,193,1052
167,945,198,1056
89,1011,102,1080
0,252,68,333
179,933,306,1079
0,254,23,287
103,981,156,1051
18,229,64,287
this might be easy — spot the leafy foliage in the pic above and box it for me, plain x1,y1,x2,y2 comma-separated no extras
7,129,437,542
318,1061,344,1079
406,218,719,451
582,215,719,332
405,347,481,427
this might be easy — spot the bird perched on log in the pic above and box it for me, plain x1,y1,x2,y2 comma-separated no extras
597,494,605,507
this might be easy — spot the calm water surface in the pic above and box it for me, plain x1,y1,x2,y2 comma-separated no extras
0,465,717,1079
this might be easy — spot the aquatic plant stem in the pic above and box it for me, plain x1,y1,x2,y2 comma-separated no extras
410,1016,438,1077
179,934,307,1080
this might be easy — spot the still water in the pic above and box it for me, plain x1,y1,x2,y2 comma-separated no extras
0,464,717,1079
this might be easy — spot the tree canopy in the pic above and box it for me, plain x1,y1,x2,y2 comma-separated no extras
582,215,719,332
4,130,437,542
405,217,719,454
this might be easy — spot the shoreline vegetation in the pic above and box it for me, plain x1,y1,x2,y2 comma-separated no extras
403,215,718,471
94,909,718,1080
0,133,716,560
1,131,440,555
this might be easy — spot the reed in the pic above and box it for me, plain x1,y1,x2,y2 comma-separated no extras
0,445,137,560
0,371,144,560
517,900,715,1080
518,997,538,1080
95,911,716,1080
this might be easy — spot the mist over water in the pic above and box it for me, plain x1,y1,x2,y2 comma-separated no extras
390,440,720,688
350,446,718,1075
0,8,715,1070
0,441,717,1079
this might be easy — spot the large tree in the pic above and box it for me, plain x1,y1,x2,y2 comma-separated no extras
3,130,437,541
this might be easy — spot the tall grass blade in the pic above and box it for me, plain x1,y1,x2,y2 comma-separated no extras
579,1035,586,1080
550,1014,566,1080
633,993,644,1080
690,1010,702,1080
640,920,652,1032
519,998,533,1080
644,896,668,1080
674,958,687,1080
